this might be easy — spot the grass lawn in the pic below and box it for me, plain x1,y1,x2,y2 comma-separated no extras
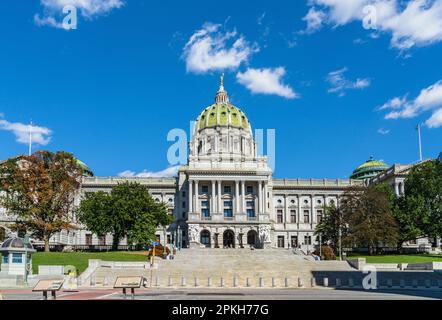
346,254,442,264
28,251,148,274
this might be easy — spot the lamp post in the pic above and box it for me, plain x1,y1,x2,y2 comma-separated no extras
23,233,30,285
177,226,182,251
319,233,322,259
338,227,342,261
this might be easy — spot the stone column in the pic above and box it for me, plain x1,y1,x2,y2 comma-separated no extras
189,180,193,213
394,183,400,197
218,180,222,214
311,195,315,224
211,180,216,214
263,181,268,214
235,180,240,214
285,194,289,223
195,180,199,214
241,181,246,214
297,195,301,227
258,181,262,214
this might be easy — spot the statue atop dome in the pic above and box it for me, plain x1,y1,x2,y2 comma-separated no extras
215,74,229,104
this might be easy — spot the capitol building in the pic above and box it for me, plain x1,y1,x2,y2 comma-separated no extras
0,77,434,251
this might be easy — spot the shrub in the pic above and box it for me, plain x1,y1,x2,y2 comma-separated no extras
315,245,336,260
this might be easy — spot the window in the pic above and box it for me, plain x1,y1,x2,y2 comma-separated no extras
202,208,210,218
317,199,322,204
290,210,296,223
303,210,310,223
277,199,282,204
304,199,309,204
202,186,209,193
304,236,312,245
224,201,233,207
12,253,22,264
246,186,254,193
317,210,323,223
224,186,232,194
277,236,285,248
277,210,283,223
99,236,106,246
247,209,255,218
291,199,295,204
182,211,186,218
2,254,8,264
224,209,233,218
182,201,186,208
85,234,92,246
182,191,186,197
0,227,5,242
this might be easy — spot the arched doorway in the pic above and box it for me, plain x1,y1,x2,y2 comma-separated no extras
223,230,235,248
247,230,258,247
200,230,211,248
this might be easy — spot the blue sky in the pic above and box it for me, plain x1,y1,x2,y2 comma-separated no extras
0,0,441,179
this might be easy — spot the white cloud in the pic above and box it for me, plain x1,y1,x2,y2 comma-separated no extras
326,67,371,96
236,67,298,99
304,0,442,50
0,116,52,146
35,0,124,28
380,80,442,128
118,165,180,178
182,22,258,74
300,7,326,34
377,128,391,135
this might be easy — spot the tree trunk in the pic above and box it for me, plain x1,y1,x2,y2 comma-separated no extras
112,235,120,251
44,235,50,252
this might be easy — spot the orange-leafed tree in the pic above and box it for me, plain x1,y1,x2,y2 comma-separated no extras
0,151,84,252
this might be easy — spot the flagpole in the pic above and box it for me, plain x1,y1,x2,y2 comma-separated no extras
417,124,423,162
28,120,33,156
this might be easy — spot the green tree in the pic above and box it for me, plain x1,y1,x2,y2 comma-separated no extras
0,151,84,252
398,160,442,243
77,182,173,250
341,185,399,255
315,204,347,254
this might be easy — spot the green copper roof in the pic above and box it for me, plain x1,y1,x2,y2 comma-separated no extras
197,103,250,131
75,159,94,177
350,156,389,180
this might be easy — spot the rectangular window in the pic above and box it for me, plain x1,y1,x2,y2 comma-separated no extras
202,208,210,218
290,210,297,223
277,236,285,248
247,209,255,218
85,234,92,246
317,210,323,223
201,186,209,193
246,186,254,194
2,254,8,264
182,191,186,197
182,211,186,218
304,236,312,245
12,253,22,264
224,209,233,218
182,201,186,208
277,210,283,223
303,210,310,223
224,186,232,194
224,201,233,207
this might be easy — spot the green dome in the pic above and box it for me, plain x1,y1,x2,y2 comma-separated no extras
196,74,251,133
75,159,93,177
197,103,250,131
350,156,389,180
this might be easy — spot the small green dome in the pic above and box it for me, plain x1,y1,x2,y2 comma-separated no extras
196,74,251,133
350,156,389,180
75,159,93,177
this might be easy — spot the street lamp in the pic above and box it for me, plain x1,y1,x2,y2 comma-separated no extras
177,226,182,251
23,233,30,285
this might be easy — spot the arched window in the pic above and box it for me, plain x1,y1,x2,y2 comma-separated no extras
200,230,211,248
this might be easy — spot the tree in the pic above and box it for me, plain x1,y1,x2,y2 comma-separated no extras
77,182,173,250
315,204,347,254
398,160,442,243
341,185,399,255
0,151,84,252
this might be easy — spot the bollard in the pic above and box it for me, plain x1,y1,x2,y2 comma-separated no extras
104,277,109,287
259,277,264,288
246,278,251,287
194,277,198,287
220,277,224,288
348,278,354,288
233,277,238,288
285,277,290,288
335,278,341,287
400,279,405,288
181,276,186,287
168,276,173,287
272,277,276,288
323,277,329,288
425,279,431,288
387,279,393,288
311,278,316,288
208,277,212,287
298,277,303,288
412,279,418,288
